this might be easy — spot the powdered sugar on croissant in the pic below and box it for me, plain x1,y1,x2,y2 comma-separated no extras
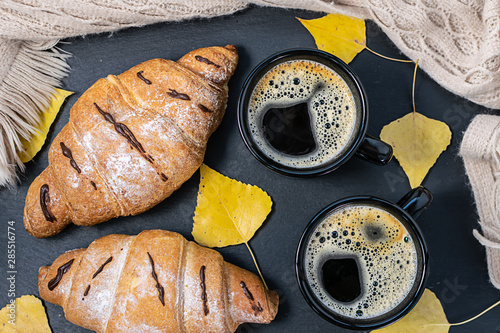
38,229,279,332
24,45,238,238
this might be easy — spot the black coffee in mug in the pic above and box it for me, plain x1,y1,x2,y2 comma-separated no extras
304,204,420,320
238,49,393,177
247,59,361,170
296,187,431,330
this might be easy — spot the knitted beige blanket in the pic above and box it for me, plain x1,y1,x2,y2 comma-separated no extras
460,115,500,289
1,0,499,187
1,0,499,286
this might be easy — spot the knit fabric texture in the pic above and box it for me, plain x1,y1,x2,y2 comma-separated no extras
1,0,498,107
460,115,500,289
0,0,498,187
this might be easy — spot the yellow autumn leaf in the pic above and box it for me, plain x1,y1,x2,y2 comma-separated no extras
19,88,73,163
298,13,366,64
0,295,52,332
192,164,272,248
380,112,452,188
375,289,449,333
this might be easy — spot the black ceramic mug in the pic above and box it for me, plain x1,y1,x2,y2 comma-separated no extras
295,187,432,330
238,48,393,177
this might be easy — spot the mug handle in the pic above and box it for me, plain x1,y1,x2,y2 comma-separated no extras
397,186,433,220
355,134,393,165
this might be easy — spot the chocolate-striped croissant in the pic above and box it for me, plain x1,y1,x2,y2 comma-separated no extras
24,45,238,238
39,230,279,332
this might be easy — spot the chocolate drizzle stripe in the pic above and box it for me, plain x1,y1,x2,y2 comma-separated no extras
92,256,113,279
252,301,264,313
160,173,168,182
94,103,153,164
84,285,91,297
240,281,254,301
60,142,82,174
40,184,56,223
240,281,264,315
198,104,213,113
147,252,165,306
48,259,74,291
167,89,190,101
195,55,221,68
200,265,209,316
90,181,97,190
137,71,152,84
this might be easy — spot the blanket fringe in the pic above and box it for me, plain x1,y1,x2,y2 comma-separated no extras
0,40,70,187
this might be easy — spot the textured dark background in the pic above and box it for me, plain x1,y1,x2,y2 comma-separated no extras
1,5,499,332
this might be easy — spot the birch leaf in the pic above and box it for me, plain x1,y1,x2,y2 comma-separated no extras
375,289,449,333
192,164,272,248
0,295,52,332
297,13,366,63
19,88,73,163
380,112,451,188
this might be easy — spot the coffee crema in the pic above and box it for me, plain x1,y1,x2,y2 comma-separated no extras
247,59,359,169
304,204,419,320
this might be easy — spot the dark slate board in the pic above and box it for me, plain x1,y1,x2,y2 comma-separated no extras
1,6,498,333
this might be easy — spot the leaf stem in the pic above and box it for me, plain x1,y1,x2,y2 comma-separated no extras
244,241,269,290
365,46,413,63
449,299,500,326
412,59,419,114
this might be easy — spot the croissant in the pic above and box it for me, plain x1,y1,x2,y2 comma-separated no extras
39,229,279,332
24,45,238,238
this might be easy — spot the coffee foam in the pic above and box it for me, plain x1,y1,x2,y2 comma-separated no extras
304,204,419,320
248,59,358,169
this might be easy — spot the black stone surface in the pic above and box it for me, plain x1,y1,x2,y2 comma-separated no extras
0,6,498,333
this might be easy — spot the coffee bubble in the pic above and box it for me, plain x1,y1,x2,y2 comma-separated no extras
247,59,359,169
305,204,419,320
